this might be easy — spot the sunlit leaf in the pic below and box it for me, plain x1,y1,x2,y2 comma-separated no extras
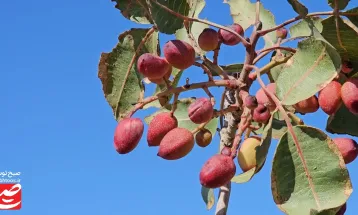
201,186,215,210
276,38,341,105
289,17,323,38
98,28,159,120
271,126,352,215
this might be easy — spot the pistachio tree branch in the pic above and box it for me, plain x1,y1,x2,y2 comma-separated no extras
127,79,243,117
213,42,222,65
333,0,347,53
230,107,252,158
203,57,230,80
219,89,227,128
194,62,214,81
191,105,239,134
258,11,332,35
239,21,262,82
256,11,358,35
170,93,179,115
258,46,296,55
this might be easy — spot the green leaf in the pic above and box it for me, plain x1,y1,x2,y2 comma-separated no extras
202,60,234,77
345,7,358,27
276,38,341,105
322,16,358,78
287,0,308,17
144,98,219,135
326,104,358,137
271,125,352,215
220,63,244,75
289,17,323,38
148,0,190,34
227,0,277,48
112,0,152,24
201,186,215,210
253,113,298,140
98,28,159,120
327,0,350,10
231,168,256,183
232,115,273,183
311,206,341,215
268,50,294,82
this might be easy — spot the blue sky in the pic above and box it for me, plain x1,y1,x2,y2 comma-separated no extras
1,1,357,214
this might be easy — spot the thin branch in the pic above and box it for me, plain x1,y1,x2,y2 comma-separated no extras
258,11,335,35
202,57,230,80
203,87,215,106
219,89,227,129
127,79,243,117
230,108,252,158
258,46,296,55
170,93,179,115
213,42,222,65
193,62,214,81
333,0,347,54
257,11,358,36
239,20,262,82
163,78,172,89
191,121,209,134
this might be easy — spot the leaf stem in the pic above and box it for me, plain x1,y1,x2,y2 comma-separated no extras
193,62,214,81
203,87,216,106
213,42,222,65
230,108,252,159
170,93,179,116
219,89,227,129
288,112,304,125
333,0,347,54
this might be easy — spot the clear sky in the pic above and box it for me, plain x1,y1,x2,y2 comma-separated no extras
1,1,357,214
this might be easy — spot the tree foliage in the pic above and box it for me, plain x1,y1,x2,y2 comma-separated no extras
98,1,358,214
